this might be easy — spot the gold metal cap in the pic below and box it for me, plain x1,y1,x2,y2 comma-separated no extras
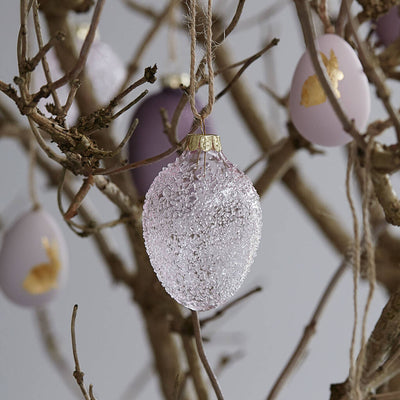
185,134,222,152
160,73,190,89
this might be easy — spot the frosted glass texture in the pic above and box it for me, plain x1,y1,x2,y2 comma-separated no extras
142,149,262,311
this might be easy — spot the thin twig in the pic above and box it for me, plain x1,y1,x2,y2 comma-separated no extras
254,138,297,195
109,66,156,111
201,286,262,327
335,0,349,37
64,175,94,220
57,170,136,235
124,0,158,18
196,0,247,81
71,305,91,400
32,0,62,112
191,311,224,400
35,308,78,395
216,38,279,101
110,91,148,122
17,0,28,78
27,117,67,164
89,385,97,400
258,83,288,107
121,0,178,91
105,119,139,159
28,32,63,72
62,79,80,117
266,259,348,400
93,175,141,216
94,139,183,176
370,172,400,226
236,0,289,31
39,0,105,94
311,0,334,33
180,336,209,400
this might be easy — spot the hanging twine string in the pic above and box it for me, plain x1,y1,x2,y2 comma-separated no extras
189,0,215,128
354,136,376,398
346,137,377,400
346,142,361,400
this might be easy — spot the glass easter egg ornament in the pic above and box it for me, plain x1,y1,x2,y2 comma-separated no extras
128,73,213,196
142,134,262,311
289,34,370,147
0,209,68,307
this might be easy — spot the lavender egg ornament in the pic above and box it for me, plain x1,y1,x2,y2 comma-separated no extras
128,73,213,196
142,134,262,311
289,34,370,147
35,26,125,124
376,6,400,46
0,209,68,307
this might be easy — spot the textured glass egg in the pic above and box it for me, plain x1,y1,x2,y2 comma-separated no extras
142,135,262,311
376,6,400,46
289,34,370,146
0,209,68,307
129,86,213,196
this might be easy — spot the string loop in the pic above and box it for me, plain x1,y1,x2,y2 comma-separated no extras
189,0,214,127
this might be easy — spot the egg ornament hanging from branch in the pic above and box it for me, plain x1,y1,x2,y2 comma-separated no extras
142,134,262,311
35,24,126,123
0,208,68,307
128,73,214,196
289,34,370,146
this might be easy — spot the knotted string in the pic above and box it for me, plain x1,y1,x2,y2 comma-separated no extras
347,138,377,400
189,0,214,129
354,136,376,399
346,142,361,400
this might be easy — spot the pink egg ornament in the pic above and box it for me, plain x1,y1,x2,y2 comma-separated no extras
289,34,370,147
0,209,68,307
128,74,214,196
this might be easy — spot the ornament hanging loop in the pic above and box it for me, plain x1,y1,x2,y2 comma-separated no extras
189,0,215,122
200,116,207,135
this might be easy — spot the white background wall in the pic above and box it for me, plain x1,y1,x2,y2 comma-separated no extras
0,1,394,399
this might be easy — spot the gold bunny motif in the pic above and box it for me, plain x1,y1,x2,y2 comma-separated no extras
300,49,344,108
23,237,61,294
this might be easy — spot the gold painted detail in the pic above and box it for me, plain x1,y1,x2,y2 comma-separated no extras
300,49,344,107
23,237,61,295
185,134,222,152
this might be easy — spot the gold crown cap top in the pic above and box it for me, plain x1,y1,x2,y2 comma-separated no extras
161,73,190,89
185,134,222,152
